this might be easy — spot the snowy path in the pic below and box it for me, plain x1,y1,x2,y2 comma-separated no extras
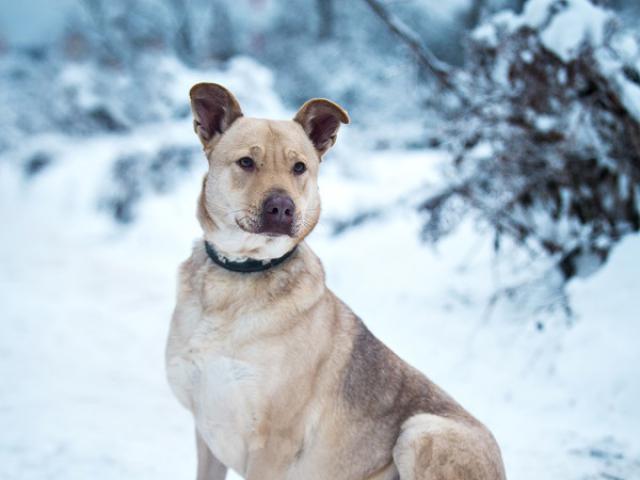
1,128,639,479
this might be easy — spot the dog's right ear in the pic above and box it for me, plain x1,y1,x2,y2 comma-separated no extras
189,83,243,147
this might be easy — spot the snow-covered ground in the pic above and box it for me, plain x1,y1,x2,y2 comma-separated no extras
1,60,639,480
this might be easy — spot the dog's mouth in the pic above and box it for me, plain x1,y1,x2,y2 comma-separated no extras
235,215,297,237
235,215,260,234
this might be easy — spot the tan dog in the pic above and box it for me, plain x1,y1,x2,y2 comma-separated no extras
165,83,507,480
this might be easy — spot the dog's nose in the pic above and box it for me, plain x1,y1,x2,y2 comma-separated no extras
261,193,295,235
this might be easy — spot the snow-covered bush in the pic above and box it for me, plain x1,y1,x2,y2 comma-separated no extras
420,0,640,281
103,145,198,223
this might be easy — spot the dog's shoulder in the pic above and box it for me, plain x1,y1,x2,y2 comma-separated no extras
341,317,473,426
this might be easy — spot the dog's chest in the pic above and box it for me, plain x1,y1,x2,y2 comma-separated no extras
166,319,278,473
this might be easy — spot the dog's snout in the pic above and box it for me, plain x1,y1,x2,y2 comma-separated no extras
265,194,294,219
261,193,295,235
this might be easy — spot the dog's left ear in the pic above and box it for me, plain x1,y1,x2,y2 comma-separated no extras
294,99,349,158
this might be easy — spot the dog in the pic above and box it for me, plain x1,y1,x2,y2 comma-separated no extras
165,83,507,480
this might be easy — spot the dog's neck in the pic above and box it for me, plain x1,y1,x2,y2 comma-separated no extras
204,240,298,273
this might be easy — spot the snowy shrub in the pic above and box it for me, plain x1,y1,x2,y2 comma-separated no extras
420,0,640,281
104,145,199,223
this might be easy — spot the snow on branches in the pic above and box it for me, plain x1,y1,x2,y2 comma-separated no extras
420,0,640,281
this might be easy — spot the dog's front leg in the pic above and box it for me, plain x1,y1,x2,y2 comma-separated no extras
196,430,227,480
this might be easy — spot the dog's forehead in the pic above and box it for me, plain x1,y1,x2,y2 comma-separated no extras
224,117,314,155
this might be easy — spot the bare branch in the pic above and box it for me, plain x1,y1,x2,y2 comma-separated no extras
464,0,488,29
316,0,335,40
362,0,459,93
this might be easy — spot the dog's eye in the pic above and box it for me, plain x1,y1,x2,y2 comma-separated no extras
293,162,307,175
237,157,255,171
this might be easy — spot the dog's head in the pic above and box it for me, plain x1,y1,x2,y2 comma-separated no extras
189,83,349,260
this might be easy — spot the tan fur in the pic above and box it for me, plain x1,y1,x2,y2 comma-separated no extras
166,84,506,480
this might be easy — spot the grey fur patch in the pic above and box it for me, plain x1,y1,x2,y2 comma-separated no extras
342,319,464,422
339,317,476,478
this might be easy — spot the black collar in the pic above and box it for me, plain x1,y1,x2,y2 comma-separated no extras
204,241,298,273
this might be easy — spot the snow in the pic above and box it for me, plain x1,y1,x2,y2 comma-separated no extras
539,0,610,62
535,114,556,132
474,0,613,62
2,58,640,480
618,77,640,121
521,0,557,28
612,31,640,59
564,236,640,439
